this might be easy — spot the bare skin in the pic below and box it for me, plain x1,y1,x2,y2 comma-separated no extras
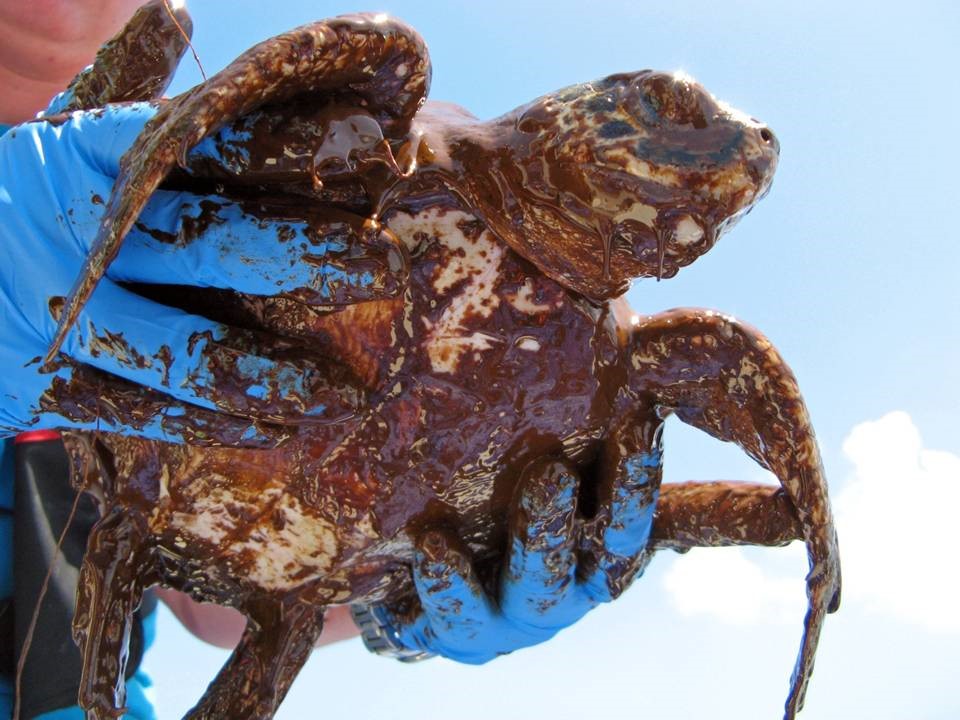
155,590,358,649
0,0,147,123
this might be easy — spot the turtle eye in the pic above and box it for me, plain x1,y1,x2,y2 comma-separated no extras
636,73,708,128
634,78,663,124
517,103,554,133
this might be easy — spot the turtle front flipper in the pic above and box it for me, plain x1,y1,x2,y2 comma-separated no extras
184,596,325,720
48,0,194,114
622,307,840,720
47,13,431,361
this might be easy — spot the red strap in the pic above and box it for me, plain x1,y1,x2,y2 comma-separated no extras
14,430,62,444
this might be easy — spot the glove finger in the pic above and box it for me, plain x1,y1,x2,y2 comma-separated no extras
0,107,150,264
48,279,361,425
36,103,159,178
36,107,406,304
581,415,663,603
28,360,296,447
404,529,499,662
413,529,496,625
500,458,586,630
105,196,407,303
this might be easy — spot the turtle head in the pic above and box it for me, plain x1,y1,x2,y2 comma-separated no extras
481,70,778,300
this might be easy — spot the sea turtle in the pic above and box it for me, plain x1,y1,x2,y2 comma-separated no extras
39,7,838,719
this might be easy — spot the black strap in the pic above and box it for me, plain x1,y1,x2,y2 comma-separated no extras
0,596,13,675
12,438,152,718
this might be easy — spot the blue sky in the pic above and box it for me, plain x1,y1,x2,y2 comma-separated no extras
144,1,959,717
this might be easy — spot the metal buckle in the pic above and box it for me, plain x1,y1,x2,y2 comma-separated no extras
350,604,436,663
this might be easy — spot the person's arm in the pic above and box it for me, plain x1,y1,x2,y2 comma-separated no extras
0,0,148,124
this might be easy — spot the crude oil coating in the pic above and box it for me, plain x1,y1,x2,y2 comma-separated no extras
47,6,837,720
43,360,297,449
651,481,802,550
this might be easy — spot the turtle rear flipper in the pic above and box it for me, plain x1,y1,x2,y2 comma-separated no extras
184,597,325,720
624,308,841,719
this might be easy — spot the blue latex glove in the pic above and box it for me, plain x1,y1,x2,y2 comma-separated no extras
0,104,405,444
360,419,662,664
0,118,162,718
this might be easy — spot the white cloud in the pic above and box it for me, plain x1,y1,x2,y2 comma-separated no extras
662,544,806,624
835,411,960,633
661,411,960,632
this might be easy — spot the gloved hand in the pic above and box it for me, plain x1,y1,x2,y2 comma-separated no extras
354,419,662,664
0,104,405,445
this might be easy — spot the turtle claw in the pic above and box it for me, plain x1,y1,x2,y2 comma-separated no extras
176,138,192,169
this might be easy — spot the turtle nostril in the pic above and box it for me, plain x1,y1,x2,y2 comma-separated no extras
759,126,779,153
